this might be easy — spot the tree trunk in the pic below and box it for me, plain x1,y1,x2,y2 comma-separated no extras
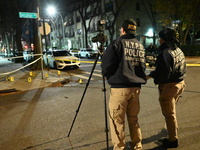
15,6,23,62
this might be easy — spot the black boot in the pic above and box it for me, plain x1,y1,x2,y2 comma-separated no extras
162,138,178,148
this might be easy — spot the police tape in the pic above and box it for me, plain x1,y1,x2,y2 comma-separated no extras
77,61,200,66
0,56,42,76
0,53,42,61
146,63,200,66
0,55,199,77
186,64,200,66
79,60,102,63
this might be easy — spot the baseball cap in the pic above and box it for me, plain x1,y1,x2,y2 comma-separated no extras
122,19,137,34
159,28,177,42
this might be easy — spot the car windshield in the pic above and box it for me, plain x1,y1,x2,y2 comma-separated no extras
71,50,78,52
52,51,71,56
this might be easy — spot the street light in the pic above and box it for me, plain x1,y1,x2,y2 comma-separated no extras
47,6,65,49
172,20,180,30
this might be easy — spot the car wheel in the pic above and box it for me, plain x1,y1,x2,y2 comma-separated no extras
53,61,58,69
79,54,81,58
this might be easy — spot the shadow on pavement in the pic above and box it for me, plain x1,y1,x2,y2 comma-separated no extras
149,145,167,150
142,128,168,150
1,88,45,149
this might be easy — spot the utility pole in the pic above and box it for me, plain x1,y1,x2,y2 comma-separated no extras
32,0,44,78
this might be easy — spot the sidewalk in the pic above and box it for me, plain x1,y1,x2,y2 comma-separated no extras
0,68,70,95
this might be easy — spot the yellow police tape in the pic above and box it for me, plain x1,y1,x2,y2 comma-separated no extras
79,60,101,64
186,64,200,66
52,59,200,66
146,63,200,67
76,61,199,66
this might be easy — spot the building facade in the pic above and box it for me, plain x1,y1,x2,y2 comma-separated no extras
49,0,162,50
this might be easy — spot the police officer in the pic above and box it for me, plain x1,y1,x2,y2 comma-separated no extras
147,28,186,148
101,19,146,150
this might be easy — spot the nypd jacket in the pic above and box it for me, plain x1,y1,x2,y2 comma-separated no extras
101,34,147,88
149,43,186,84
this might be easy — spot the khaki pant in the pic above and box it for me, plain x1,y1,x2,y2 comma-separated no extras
109,88,142,150
158,80,185,141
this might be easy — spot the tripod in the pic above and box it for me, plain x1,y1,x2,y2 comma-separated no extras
67,45,109,150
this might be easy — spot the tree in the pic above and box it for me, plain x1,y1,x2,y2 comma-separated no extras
0,0,34,60
155,0,200,45
72,0,101,48
0,1,19,57
104,0,128,41
141,0,158,45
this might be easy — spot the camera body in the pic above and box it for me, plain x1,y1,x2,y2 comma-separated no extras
97,20,106,31
92,20,108,45
92,32,108,44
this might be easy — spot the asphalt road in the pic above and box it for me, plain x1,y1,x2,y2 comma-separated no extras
0,64,200,150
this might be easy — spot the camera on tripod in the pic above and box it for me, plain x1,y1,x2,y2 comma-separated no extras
91,20,108,45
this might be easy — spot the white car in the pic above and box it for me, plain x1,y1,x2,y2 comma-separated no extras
78,48,98,59
43,49,80,69
23,50,34,62
68,49,79,57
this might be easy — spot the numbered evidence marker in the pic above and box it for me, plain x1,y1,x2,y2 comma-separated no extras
28,77,32,82
10,76,14,81
45,72,49,78
29,72,33,76
57,70,61,76
6,76,14,81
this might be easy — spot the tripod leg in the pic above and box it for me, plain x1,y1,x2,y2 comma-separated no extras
102,76,109,150
67,51,109,150
67,53,100,138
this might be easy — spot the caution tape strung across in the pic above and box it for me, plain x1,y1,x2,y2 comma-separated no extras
0,56,42,76
0,54,42,61
186,64,200,66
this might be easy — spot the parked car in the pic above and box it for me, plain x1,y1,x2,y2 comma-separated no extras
23,50,34,63
68,49,79,57
145,52,157,68
78,48,98,59
43,49,80,69
10,49,24,62
195,38,200,45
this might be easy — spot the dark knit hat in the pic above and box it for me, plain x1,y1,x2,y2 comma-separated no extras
159,28,177,42
122,19,137,34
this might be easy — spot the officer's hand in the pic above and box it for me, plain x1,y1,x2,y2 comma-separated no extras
146,75,151,80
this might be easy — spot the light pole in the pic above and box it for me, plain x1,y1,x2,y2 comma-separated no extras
47,6,65,49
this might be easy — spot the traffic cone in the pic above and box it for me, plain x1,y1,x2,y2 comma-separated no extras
78,78,83,84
